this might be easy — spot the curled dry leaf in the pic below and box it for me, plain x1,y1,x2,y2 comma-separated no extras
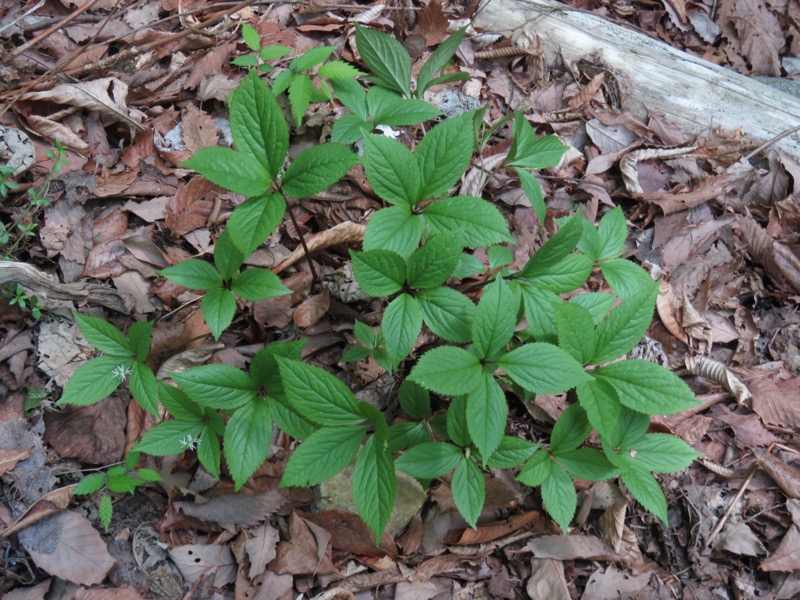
525,534,618,562
599,502,626,553
620,146,698,194
273,221,366,274
293,289,330,329
2,485,77,538
759,499,800,573
0,448,31,477
685,355,751,405
752,447,800,499
681,293,712,353
444,511,543,545
738,214,800,294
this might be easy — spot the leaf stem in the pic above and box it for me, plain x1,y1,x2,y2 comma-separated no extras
280,191,318,285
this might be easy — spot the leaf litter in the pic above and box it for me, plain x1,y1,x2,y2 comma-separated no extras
1,0,800,596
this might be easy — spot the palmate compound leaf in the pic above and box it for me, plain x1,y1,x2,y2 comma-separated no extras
73,312,131,357
596,205,627,260
224,399,272,490
129,362,158,415
549,404,591,455
127,321,153,363
280,425,367,487
452,458,484,529
576,378,621,439
409,346,483,396
363,205,423,259
59,355,129,406
363,134,421,206
554,448,617,481
486,436,539,469
600,258,656,299
416,27,466,95
282,143,359,198
201,287,237,341
423,196,513,248
541,463,577,533
590,286,659,365
594,359,698,415
620,433,701,474
249,339,306,390
555,302,596,364
415,112,475,201
405,233,462,290
229,71,288,179
231,268,290,302
214,230,244,281
398,379,430,420
353,435,396,540
171,364,258,410
498,343,590,394
183,147,270,197
349,249,406,296
517,215,583,278
158,259,221,291
395,442,462,479
466,371,507,462
276,357,364,425
134,419,204,456
227,193,286,256
416,286,475,343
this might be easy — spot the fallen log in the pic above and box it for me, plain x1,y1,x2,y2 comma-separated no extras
473,0,800,161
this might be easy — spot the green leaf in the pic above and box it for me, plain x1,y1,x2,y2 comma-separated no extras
446,395,471,447
382,293,423,364
594,359,697,415
415,112,474,200
507,116,567,169
416,27,466,94
550,404,591,454
224,399,272,490
159,259,221,291
622,433,700,473
331,78,368,120
591,287,658,364
288,73,313,126
517,215,583,278
453,252,485,279
409,346,483,396
197,427,222,478
354,321,378,348
355,24,412,97
515,167,546,224
395,442,462,479
363,205,423,258
280,426,367,487
230,71,289,178
227,193,286,256
98,495,113,532
158,383,203,421
603,407,652,450
388,421,430,453
597,206,627,260
342,346,372,363
272,69,295,95
524,253,594,293
134,419,204,455
318,60,364,79
473,277,519,360
518,281,560,341
201,287,237,340
466,372,507,462
260,45,291,61
398,379,430,420
487,437,539,469
59,356,127,406
541,464,576,533
270,394,318,440
601,259,656,299
130,362,159,415
127,321,153,362
363,134,421,205
424,196,512,248
231,268,289,301
183,147,270,196
241,23,260,52
74,312,131,357
74,473,106,495
555,302,596,364
406,233,461,290
417,287,475,343
353,435,396,539
499,343,590,394
290,46,336,72
232,55,258,67
555,448,618,481
517,450,553,487
569,293,616,324
452,458,484,529
249,339,305,391
107,470,139,494
619,462,668,524
576,378,620,439
136,468,163,482
124,450,141,470
282,143,358,198
172,365,258,410
373,98,442,126
276,358,364,425
213,229,244,281
421,71,469,88
331,114,371,144
487,245,514,270
350,249,406,296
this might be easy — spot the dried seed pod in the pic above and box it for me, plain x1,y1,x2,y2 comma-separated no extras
685,355,751,406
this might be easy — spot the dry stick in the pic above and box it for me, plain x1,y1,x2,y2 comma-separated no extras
706,462,759,546
741,123,800,163
283,196,319,284
0,0,46,36
4,0,106,62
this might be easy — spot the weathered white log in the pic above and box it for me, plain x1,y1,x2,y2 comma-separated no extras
473,0,800,160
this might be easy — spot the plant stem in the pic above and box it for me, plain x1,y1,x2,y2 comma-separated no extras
280,191,318,285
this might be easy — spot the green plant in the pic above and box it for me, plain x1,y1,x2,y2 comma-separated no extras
59,25,702,542
8,284,42,319
231,23,292,73
72,451,162,532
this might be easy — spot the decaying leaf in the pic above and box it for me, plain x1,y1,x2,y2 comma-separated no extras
686,355,751,405
760,499,800,573
752,448,800,499
167,542,236,586
526,558,570,600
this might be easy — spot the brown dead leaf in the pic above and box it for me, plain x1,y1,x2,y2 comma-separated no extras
43,396,126,465
525,534,618,561
166,177,217,236
301,509,392,558
168,543,236,587
74,587,145,600
244,523,280,579
0,447,31,476
4,579,51,600
293,289,330,329
444,511,543,545
412,0,449,46
579,566,651,600
19,511,115,585
750,375,800,430
760,499,800,572
2,485,77,538
527,558,570,600
714,522,767,556
181,105,219,154
170,491,287,533
271,511,337,575
753,447,800,499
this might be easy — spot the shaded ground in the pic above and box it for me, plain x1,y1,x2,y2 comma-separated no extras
1,0,800,598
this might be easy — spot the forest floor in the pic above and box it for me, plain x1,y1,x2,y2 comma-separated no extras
1,0,800,598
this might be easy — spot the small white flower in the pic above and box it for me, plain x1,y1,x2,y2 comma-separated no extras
179,434,201,451
112,364,132,382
